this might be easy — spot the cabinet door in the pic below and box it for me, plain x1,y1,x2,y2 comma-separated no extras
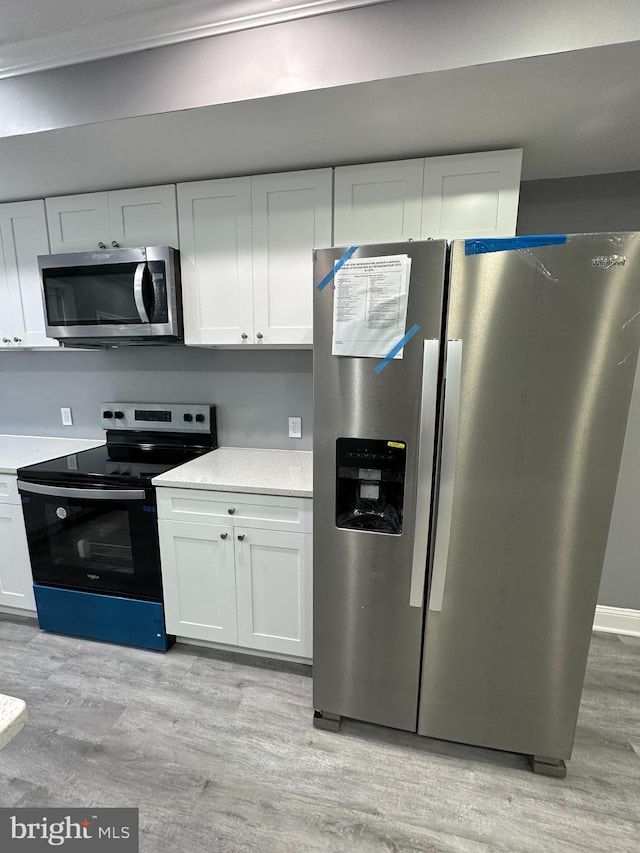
235,528,312,658
0,200,57,349
177,178,254,345
252,169,332,345
0,211,16,345
421,149,523,239
45,192,110,252
0,502,36,611
334,159,424,245
159,520,237,644
108,185,179,248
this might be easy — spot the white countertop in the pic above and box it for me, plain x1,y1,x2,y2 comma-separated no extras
152,447,313,498
0,434,105,474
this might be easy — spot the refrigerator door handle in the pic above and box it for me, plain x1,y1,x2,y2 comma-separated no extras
428,339,463,612
409,339,441,607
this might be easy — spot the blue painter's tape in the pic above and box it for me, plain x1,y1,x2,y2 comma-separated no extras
375,324,421,374
464,235,567,255
316,245,359,290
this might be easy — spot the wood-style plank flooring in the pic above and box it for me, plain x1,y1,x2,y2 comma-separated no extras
1,615,639,852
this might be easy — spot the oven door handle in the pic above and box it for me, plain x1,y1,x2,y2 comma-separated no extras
17,482,146,501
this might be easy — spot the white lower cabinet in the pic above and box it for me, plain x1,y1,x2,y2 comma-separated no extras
158,489,313,659
159,520,237,645
0,492,36,612
235,527,312,657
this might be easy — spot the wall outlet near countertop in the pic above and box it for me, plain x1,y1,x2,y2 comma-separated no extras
288,416,302,439
60,407,73,426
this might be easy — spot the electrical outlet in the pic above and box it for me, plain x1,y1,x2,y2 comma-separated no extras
288,416,302,439
60,407,73,426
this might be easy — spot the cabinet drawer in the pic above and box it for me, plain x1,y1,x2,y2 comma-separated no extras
157,488,312,533
0,474,19,505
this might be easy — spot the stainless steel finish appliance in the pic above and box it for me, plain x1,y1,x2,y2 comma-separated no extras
38,246,182,345
312,234,640,776
18,401,217,650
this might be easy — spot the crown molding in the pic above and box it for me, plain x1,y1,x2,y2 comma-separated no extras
0,0,390,80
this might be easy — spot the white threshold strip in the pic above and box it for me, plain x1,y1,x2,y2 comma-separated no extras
593,605,640,638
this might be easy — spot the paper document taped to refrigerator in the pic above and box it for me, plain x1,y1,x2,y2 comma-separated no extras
332,255,411,358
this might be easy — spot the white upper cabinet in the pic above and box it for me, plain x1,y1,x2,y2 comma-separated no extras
334,150,522,245
251,170,332,345
178,169,332,347
334,159,424,245
0,199,58,349
45,185,179,253
421,149,523,239
107,185,179,249
178,177,254,346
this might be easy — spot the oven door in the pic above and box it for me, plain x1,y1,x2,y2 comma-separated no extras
39,246,179,342
18,481,162,601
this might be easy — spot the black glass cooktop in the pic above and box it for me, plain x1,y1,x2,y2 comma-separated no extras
17,432,215,488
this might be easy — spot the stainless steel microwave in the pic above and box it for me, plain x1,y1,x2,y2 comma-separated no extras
38,246,183,346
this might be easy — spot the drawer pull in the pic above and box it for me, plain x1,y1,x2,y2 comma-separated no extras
237,534,245,542
227,507,236,515
220,532,228,540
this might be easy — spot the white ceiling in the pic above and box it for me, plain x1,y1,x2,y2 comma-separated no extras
1,39,639,202
0,0,389,78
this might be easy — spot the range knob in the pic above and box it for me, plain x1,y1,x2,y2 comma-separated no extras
195,413,205,423
102,410,114,419
183,413,193,422
113,411,124,419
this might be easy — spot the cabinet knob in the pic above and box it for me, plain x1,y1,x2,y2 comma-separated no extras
241,333,248,340
2,338,9,343
256,332,263,340
111,241,120,248
220,532,228,540
98,242,107,249
227,508,235,515
237,534,245,542
13,337,21,343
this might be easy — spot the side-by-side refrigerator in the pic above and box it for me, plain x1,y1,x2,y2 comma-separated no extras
312,234,640,776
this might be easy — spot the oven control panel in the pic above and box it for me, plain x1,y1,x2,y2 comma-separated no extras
100,402,215,432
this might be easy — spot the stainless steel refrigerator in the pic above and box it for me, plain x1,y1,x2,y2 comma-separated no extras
312,234,640,776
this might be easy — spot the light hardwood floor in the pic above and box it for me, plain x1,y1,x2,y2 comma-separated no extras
1,614,638,852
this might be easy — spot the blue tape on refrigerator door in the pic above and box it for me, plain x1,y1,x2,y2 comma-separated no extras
0,808,138,851
375,324,422,374
316,245,359,290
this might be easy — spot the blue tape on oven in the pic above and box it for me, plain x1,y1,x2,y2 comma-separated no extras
375,324,421,374
316,245,359,290
143,505,156,513
464,235,567,255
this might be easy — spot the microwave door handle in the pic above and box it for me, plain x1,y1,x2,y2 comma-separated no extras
17,481,146,501
133,262,150,323
409,338,440,607
428,339,463,612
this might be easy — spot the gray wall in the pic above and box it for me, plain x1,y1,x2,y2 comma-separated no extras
517,171,640,235
518,171,640,610
0,347,313,451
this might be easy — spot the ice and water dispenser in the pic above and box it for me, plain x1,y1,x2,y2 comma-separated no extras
335,438,407,534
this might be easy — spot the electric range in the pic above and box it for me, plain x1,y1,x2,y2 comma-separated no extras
17,402,217,651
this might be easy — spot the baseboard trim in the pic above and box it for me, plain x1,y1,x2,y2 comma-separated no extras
593,605,640,638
